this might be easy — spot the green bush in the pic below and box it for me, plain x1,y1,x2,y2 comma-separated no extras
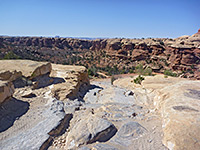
164,75,168,78
135,64,143,75
134,75,145,85
143,67,152,76
129,69,134,73
164,70,177,77
88,67,97,77
135,64,152,76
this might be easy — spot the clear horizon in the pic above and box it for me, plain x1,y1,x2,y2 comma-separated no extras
0,0,199,38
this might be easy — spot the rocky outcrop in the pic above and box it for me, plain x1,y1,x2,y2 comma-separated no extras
0,60,52,79
0,81,14,104
51,64,90,101
0,70,22,82
0,60,91,150
148,78,200,150
114,75,200,150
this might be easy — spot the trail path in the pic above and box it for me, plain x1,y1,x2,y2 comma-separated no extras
76,79,168,150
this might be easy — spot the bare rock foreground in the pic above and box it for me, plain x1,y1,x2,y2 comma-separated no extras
115,75,200,150
0,60,199,150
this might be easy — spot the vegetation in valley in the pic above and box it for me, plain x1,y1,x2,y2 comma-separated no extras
164,70,177,77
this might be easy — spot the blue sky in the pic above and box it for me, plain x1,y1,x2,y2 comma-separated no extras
0,0,199,38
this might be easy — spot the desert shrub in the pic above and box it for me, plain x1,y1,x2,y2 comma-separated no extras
135,64,144,75
191,64,195,69
143,67,152,76
135,64,152,76
189,70,194,74
164,70,177,77
159,41,165,45
129,69,134,73
88,67,97,77
134,75,145,85
104,65,120,75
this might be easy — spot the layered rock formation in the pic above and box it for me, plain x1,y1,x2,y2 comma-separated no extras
114,75,200,150
0,60,90,150
0,60,52,104
0,60,52,80
50,64,90,101
1,59,199,149
0,29,199,79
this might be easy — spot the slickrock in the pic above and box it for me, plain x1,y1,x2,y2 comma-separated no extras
92,143,119,150
1,59,199,150
114,75,200,150
0,60,90,150
112,121,147,146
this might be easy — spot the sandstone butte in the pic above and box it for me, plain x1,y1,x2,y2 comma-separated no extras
0,36,199,150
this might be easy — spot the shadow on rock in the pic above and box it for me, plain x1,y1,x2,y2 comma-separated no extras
89,84,104,90
75,84,104,102
32,74,65,89
88,124,118,144
0,97,29,132
13,73,66,89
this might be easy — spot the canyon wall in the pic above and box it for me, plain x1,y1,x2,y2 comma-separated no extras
0,30,200,79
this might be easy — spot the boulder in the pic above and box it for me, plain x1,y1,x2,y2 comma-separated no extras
66,115,117,149
112,122,147,146
107,39,122,50
0,81,14,104
0,70,22,81
181,53,198,65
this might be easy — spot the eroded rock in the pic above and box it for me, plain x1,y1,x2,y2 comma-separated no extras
66,115,117,149
51,64,90,101
0,60,52,79
114,75,200,150
0,81,14,104
112,122,147,146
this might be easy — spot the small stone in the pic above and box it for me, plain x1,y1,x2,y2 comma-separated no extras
62,139,66,143
148,139,153,143
125,91,134,96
